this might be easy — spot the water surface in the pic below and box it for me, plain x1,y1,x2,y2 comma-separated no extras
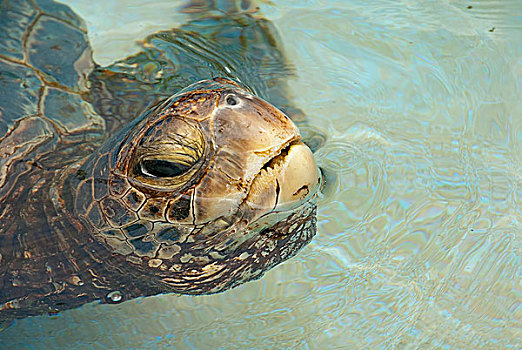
1,0,520,348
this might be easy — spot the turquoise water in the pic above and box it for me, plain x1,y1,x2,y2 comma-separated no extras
2,0,521,348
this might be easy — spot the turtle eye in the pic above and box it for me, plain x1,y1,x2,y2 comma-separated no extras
225,94,240,106
128,117,205,191
139,159,191,178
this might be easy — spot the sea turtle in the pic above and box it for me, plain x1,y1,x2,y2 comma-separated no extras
0,0,322,321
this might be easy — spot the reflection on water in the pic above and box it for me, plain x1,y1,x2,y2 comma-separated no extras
2,0,520,349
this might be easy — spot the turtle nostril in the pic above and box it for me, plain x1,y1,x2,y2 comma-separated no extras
226,95,239,106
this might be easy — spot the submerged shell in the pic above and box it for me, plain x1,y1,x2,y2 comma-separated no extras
0,0,105,191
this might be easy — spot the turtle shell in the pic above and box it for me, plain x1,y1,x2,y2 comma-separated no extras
0,0,105,196
0,0,106,319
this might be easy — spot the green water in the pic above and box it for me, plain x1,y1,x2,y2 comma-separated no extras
2,0,520,348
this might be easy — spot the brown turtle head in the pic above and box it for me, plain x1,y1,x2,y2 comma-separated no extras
69,78,320,295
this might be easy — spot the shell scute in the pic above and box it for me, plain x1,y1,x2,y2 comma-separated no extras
42,87,103,134
86,203,104,228
156,227,182,244
129,237,158,258
100,197,135,228
121,189,146,212
26,16,91,91
123,223,149,238
0,60,41,130
108,173,127,198
0,0,38,61
167,195,193,223
33,0,87,30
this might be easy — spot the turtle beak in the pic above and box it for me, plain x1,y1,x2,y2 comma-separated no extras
273,140,320,212
242,139,321,220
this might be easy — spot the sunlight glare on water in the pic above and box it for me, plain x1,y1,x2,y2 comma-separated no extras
1,0,520,349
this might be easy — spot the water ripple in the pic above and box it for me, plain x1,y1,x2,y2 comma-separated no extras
1,0,520,349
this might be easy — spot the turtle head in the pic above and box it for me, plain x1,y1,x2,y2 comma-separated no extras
69,77,320,295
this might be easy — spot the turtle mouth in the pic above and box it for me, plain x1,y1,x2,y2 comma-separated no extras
258,139,297,179
242,138,321,223
191,138,319,263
